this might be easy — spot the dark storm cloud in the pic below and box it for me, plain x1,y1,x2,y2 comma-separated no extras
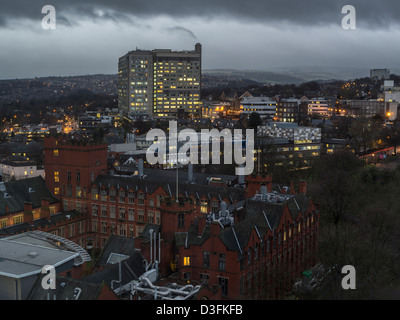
1,0,400,29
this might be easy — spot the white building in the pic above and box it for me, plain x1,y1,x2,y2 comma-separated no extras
241,96,277,118
0,159,44,182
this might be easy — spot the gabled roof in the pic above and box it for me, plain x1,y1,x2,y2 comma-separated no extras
83,252,146,288
96,235,137,267
0,176,59,217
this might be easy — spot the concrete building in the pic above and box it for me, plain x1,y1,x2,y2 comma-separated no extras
307,98,329,118
370,68,390,81
0,158,44,182
241,96,277,119
0,231,90,300
118,44,202,119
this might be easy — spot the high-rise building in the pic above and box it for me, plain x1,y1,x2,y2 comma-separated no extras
118,43,202,119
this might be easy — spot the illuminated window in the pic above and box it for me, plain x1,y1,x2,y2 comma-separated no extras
184,256,191,266
54,149,59,156
1,219,8,228
54,187,59,195
13,215,24,225
54,171,59,183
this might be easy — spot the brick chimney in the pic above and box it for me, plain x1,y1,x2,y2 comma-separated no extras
23,202,33,225
298,180,307,195
41,198,51,219
245,173,273,199
210,221,220,236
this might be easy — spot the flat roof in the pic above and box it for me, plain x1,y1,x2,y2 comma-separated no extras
0,238,78,279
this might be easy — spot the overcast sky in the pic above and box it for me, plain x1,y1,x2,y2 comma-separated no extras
1,0,400,79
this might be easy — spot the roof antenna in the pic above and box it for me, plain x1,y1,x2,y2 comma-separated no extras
176,148,179,203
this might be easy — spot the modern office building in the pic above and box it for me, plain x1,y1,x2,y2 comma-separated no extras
241,96,277,119
118,44,202,119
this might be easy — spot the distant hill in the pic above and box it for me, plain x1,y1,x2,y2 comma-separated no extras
203,67,372,85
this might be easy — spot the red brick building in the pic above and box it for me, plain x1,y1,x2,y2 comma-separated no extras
44,134,107,200
40,134,319,299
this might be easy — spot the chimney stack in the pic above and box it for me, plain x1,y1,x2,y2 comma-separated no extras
188,163,194,183
298,180,307,195
211,221,220,236
138,158,144,178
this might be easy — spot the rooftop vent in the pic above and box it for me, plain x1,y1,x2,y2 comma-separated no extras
28,252,39,258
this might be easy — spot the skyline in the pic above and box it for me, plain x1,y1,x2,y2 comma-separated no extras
1,0,400,79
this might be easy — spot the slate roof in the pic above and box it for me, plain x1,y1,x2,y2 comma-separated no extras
0,176,59,217
0,210,84,235
27,275,111,300
96,235,137,267
83,252,146,288
92,173,245,204
175,194,312,258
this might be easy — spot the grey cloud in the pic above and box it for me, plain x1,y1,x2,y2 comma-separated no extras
0,0,400,29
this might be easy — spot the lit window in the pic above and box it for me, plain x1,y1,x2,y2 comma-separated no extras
54,187,59,195
184,256,191,266
54,149,59,156
54,171,59,183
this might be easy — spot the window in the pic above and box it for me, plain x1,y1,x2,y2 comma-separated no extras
148,210,154,223
67,171,71,182
100,189,107,201
92,204,98,216
119,190,126,203
200,273,209,284
219,277,228,297
54,171,59,183
128,191,135,204
119,207,126,220
76,186,81,198
110,206,116,219
200,200,208,213
178,213,185,228
138,210,145,222
77,221,84,234
155,211,160,225
110,189,116,202
1,219,8,228
203,251,210,268
128,208,135,221
92,220,98,232
68,224,75,237
54,187,59,195
91,187,98,200
118,224,127,236
248,248,252,265
219,254,226,271
183,256,191,266
76,171,80,183
54,149,59,156
49,206,56,215
13,215,24,225
101,205,107,217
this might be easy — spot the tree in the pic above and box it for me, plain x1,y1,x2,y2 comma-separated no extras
248,112,261,131
348,117,381,153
